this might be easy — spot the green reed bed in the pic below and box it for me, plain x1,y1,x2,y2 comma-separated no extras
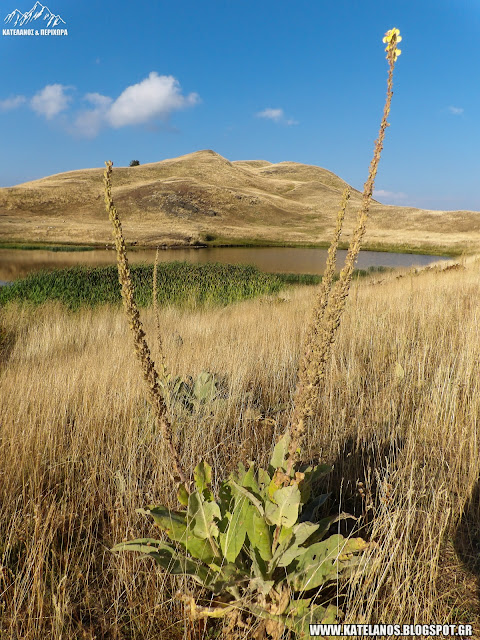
0,262,284,310
0,263,392,310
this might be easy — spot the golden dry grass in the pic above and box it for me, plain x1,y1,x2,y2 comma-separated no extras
1,260,480,638
1,149,479,254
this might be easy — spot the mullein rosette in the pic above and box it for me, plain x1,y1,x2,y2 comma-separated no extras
112,434,370,638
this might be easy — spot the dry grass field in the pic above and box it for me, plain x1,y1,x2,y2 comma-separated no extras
1,258,480,638
1,149,479,254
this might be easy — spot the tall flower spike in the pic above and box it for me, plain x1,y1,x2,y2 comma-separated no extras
284,27,402,474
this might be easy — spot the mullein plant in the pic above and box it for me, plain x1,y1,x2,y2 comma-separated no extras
108,28,402,640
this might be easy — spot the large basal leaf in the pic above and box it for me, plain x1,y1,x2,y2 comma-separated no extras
245,506,273,561
257,467,272,495
273,522,320,568
205,561,250,595
290,534,367,592
111,538,169,554
269,433,290,472
219,492,248,563
250,546,269,581
183,532,220,565
264,485,301,529
194,460,212,493
139,506,187,538
193,371,218,402
138,506,218,564
177,484,189,507
187,491,221,540
229,479,265,516
112,538,211,586
283,597,312,620
242,462,260,494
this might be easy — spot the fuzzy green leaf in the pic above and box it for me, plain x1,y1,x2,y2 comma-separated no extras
205,562,250,595
290,534,367,592
194,460,212,492
257,467,271,494
277,526,294,546
142,506,187,538
229,479,265,516
177,484,189,507
242,462,259,493
112,538,211,586
264,485,301,528
250,547,269,580
187,491,221,540
274,522,320,568
245,506,273,561
111,538,167,554
193,371,218,402
269,434,290,472
219,493,248,563
139,506,218,563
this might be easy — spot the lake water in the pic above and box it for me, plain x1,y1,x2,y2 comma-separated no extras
0,246,450,282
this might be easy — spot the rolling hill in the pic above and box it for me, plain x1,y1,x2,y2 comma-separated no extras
0,149,478,254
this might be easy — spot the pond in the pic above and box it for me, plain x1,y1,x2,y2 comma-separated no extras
0,246,450,283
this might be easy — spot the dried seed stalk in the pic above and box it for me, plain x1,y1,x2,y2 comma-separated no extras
104,161,188,487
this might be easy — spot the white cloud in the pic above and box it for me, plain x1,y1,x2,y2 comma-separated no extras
0,95,26,111
448,106,464,115
85,92,112,109
72,73,199,137
1,73,199,137
31,84,72,119
107,72,199,128
256,107,298,125
373,189,409,204
257,107,284,122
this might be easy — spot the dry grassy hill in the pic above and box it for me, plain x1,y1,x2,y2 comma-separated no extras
1,149,479,253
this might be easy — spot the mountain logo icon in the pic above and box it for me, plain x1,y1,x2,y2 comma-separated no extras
4,2,66,28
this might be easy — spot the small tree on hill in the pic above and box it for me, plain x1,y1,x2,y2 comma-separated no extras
129,160,140,167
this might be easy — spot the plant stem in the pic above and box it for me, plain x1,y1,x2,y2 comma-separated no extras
104,161,189,488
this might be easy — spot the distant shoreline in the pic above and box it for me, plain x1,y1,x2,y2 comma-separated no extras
0,240,462,257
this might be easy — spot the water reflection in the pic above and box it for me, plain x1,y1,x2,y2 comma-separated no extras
0,246,449,282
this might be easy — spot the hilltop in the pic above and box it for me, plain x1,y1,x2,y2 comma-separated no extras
0,149,478,254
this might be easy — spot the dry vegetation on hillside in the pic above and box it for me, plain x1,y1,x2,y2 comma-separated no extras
1,261,479,638
1,149,479,254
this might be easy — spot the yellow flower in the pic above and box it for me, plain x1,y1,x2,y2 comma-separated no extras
383,27,401,43
383,27,402,61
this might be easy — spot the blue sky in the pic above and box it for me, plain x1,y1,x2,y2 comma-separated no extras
1,0,479,211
